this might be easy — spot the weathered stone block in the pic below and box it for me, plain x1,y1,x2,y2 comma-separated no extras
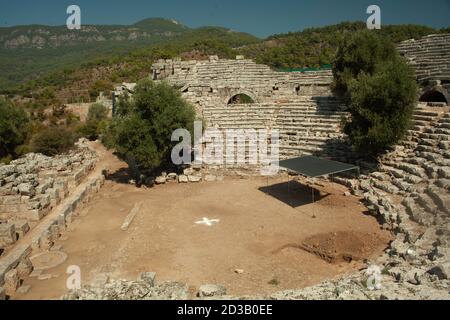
4,269,20,295
155,176,166,185
139,272,156,287
17,258,33,278
198,284,227,297
0,223,16,248
14,221,30,239
39,231,53,251
50,224,60,241
18,183,35,197
188,175,202,183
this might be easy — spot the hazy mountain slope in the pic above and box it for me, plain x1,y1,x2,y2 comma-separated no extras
0,18,260,89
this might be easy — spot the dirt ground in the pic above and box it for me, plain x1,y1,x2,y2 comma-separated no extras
14,147,392,299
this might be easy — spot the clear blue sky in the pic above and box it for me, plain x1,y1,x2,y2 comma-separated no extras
0,0,449,37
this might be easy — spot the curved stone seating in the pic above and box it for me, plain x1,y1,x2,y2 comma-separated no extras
398,34,450,89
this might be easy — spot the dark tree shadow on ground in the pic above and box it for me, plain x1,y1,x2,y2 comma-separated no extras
104,167,134,185
259,180,329,208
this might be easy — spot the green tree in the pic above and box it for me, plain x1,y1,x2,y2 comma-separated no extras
107,79,196,174
333,30,418,156
0,99,30,162
89,80,113,100
78,103,110,140
31,126,76,156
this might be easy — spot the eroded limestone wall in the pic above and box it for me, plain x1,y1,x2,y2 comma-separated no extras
152,57,346,161
0,140,97,252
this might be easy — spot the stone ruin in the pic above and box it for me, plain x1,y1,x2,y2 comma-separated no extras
62,35,450,300
152,56,350,162
398,33,450,106
1,34,449,300
0,140,105,297
0,144,97,247
64,34,447,300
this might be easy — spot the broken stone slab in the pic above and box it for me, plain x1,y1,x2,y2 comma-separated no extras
16,258,33,278
155,176,167,185
405,268,425,285
0,223,16,248
198,284,227,297
166,173,177,181
426,187,450,214
389,236,410,257
178,175,188,183
17,183,35,197
14,221,30,239
183,168,195,176
437,167,450,179
4,269,20,295
121,202,143,231
188,175,202,183
139,272,156,287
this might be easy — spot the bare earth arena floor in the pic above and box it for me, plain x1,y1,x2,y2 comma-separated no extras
16,149,392,299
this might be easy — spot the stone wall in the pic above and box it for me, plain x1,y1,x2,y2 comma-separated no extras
151,56,348,161
0,140,105,295
0,141,97,254
398,34,450,105
151,56,333,111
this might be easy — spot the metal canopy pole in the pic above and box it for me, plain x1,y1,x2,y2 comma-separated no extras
287,174,291,207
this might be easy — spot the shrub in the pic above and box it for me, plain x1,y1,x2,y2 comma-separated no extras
78,103,109,140
0,99,30,161
107,79,196,174
31,126,76,156
332,30,418,156
332,30,398,101
89,80,113,100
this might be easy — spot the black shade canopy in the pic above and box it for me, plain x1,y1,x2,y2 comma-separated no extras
279,156,359,178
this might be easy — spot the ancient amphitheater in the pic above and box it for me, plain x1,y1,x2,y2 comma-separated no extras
0,34,449,300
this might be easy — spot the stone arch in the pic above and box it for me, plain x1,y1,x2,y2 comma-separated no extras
419,86,449,105
225,90,258,105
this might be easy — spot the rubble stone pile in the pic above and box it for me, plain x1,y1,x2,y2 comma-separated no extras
0,142,97,254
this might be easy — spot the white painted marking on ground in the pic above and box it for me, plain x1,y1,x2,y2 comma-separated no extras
195,217,220,227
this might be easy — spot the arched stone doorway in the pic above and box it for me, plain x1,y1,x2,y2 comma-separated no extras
227,93,255,105
419,88,449,105
225,91,257,106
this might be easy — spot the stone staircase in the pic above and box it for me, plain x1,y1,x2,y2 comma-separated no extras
333,107,450,243
202,96,350,161
398,34,450,83
328,108,450,285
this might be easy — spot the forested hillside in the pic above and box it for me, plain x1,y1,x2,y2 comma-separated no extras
1,20,448,110
0,18,259,89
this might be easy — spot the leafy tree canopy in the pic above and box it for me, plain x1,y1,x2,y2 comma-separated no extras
332,30,418,157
